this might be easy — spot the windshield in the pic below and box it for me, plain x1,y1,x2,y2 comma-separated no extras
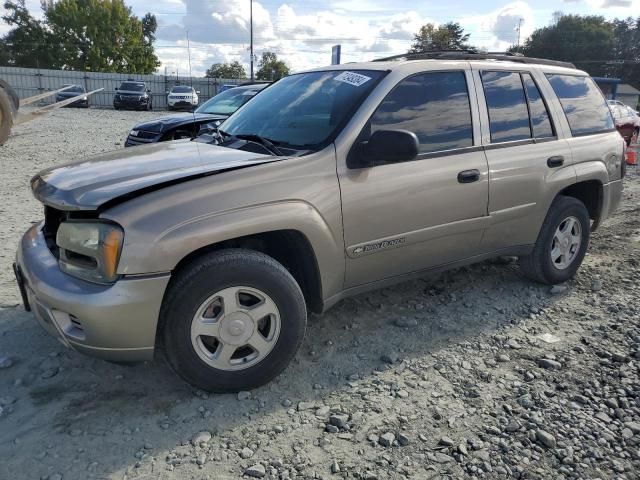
220,70,384,149
120,82,145,91
171,86,193,93
196,87,263,115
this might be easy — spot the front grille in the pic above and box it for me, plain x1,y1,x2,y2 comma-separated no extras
42,207,97,257
43,206,65,258
133,130,159,139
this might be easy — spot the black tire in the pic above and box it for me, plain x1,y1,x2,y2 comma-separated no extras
519,196,590,284
0,88,14,146
161,249,307,392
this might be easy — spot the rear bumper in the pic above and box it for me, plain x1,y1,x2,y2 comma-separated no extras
600,179,623,225
15,224,170,362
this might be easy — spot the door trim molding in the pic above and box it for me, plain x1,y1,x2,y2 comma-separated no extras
346,215,490,258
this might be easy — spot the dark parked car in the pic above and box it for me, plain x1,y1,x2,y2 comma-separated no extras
114,81,153,111
56,84,89,108
125,83,268,147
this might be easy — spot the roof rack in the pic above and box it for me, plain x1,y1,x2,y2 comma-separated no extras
373,51,575,69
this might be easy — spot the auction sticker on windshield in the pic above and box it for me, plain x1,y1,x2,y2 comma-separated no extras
334,71,372,87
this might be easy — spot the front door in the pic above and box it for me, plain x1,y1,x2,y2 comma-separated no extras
338,70,490,288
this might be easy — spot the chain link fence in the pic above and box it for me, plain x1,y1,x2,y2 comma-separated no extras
0,66,244,110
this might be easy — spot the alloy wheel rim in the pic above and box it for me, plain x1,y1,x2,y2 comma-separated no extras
190,286,281,371
550,216,582,270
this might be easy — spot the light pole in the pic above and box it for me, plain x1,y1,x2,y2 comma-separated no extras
515,18,523,52
250,0,254,81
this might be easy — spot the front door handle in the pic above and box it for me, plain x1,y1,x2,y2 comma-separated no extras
457,169,480,184
547,156,564,168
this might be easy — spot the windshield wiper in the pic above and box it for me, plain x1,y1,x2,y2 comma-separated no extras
232,134,285,156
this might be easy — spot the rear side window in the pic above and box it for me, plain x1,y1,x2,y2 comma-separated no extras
522,74,554,138
370,71,473,154
546,74,614,136
481,71,531,143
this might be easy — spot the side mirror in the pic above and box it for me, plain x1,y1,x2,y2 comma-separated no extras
115,87,119,91
196,90,201,95
146,88,151,93
347,129,419,169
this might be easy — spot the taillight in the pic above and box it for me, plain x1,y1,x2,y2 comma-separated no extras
622,139,627,178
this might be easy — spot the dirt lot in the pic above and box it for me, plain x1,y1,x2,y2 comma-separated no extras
0,108,639,480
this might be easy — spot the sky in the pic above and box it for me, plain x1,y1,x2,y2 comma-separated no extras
1,0,638,76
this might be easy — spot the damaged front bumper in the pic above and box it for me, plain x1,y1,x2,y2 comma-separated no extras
15,223,170,362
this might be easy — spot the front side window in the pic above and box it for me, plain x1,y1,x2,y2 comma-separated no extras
546,74,614,136
369,71,473,154
481,71,531,143
522,73,554,138
221,70,385,149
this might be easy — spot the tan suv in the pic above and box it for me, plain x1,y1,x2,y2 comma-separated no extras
14,53,624,392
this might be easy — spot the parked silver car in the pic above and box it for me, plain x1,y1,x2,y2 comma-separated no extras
15,53,624,392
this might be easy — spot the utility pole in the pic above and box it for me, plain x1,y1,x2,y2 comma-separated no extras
250,0,254,81
515,18,523,51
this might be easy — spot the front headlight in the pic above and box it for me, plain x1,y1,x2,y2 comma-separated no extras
56,222,124,284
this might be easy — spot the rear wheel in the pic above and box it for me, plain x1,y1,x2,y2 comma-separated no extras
161,249,307,392
0,88,14,146
519,196,590,284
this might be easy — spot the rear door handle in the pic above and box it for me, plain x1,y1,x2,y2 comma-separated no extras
547,156,564,168
457,169,480,184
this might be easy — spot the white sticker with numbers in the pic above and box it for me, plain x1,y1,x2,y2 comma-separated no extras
334,71,372,87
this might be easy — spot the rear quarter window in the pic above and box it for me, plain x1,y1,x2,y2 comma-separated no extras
545,74,614,136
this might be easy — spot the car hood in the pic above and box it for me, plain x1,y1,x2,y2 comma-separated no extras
31,141,281,211
133,113,226,134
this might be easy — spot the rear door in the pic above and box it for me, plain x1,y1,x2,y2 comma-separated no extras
338,69,490,287
474,67,574,252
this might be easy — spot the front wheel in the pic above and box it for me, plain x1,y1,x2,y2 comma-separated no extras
161,249,307,392
519,196,590,285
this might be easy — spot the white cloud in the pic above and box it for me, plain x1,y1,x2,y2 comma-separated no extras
461,1,535,51
586,0,636,8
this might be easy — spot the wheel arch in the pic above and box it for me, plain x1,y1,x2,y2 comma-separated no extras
558,179,604,230
168,229,324,314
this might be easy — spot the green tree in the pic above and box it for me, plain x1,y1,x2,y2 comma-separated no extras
256,52,289,81
205,61,247,79
0,0,58,67
609,17,640,89
515,14,614,77
409,22,471,53
1,0,159,73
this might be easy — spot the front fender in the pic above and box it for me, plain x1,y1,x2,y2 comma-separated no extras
112,200,345,303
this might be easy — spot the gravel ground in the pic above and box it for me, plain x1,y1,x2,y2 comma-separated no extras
1,108,639,480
